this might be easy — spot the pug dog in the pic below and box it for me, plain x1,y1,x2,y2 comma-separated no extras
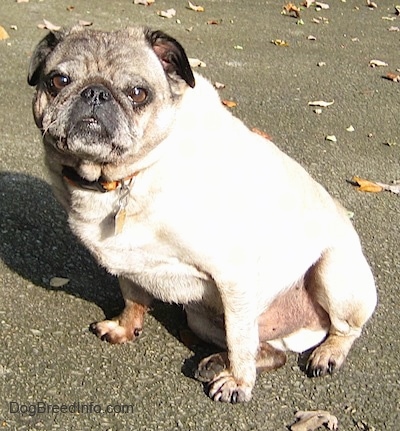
28,26,377,403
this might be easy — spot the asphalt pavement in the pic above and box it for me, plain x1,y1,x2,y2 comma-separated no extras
1,0,399,430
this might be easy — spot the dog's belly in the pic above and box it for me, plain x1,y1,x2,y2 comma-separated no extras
186,283,330,353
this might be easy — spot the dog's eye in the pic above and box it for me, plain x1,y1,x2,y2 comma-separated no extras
48,74,71,95
127,87,148,106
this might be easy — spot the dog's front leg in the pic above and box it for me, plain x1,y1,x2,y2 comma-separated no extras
90,277,152,344
206,294,259,403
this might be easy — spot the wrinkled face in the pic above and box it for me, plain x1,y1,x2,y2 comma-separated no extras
29,27,194,165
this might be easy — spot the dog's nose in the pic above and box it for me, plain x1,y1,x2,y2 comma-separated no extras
80,85,112,106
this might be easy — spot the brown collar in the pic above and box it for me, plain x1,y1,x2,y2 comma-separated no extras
62,166,136,193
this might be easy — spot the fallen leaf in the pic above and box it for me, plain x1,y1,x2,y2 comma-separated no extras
315,1,330,9
252,127,273,141
134,0,155,4
388,26,400,31
187,1,204,12
386,72,400,82
369,59,388,67
50,277,70,288
283,3,301,18
207,19,222,25
38,19,61,31
78,20,93,27
376,180,400,194
271,39,289,47
308,100,334,107
66,5,75,11
0,26,10,40
301,0,315,7
325,135,337,142
290,410,338,431
30,329,42,336
222,100,237,108
157,8,176,18
188,58,206,67
214,81,226,89
352,176,383,193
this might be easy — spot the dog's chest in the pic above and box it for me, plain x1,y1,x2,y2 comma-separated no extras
68,190,216,305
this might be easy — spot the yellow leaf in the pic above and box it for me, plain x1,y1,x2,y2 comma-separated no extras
222,100,237,108
187,1,204,12
0,26,10,41
352,176,383,193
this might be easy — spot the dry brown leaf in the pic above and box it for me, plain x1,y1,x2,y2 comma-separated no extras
66,5,75,11
0,26,10,40
38,19,61,31
352,176,383,193
222,100,237,108
290,410,338,431
252,127,273,141
187,1,204,12
283,3,301,18
386,72,400,82
207,19,222,25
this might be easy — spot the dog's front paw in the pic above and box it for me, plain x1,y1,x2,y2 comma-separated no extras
208,375,253,403
90,319,142,344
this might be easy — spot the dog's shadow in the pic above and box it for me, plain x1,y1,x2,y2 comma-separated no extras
0,171,214,374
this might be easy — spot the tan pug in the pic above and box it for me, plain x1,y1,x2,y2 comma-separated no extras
28,26,377,403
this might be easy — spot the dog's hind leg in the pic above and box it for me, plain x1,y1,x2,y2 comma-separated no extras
306,243,377,377
196,342,287,384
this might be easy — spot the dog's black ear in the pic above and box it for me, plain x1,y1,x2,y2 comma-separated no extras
28,30,65,86
145,29,195,89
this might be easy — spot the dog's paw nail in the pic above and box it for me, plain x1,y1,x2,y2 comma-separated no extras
327,360,336,374
89,322,98,333
133,327,142,338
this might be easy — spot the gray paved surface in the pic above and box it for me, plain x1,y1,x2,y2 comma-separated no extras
1,0,400,429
